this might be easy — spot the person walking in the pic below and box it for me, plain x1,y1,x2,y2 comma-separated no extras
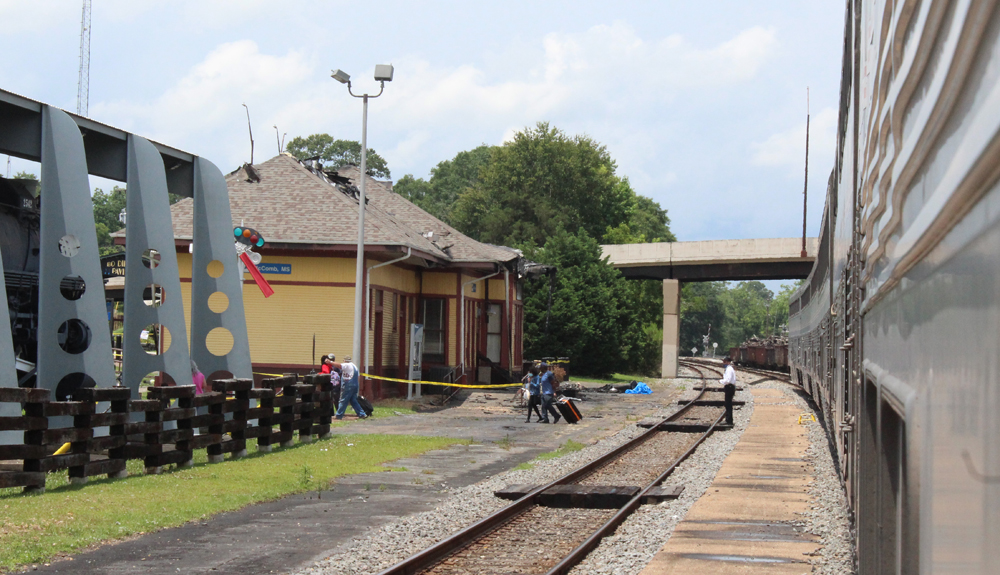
719,356,737,425
331,355,368,420
524,366,543,423
538,362,561,424
191,360,207,395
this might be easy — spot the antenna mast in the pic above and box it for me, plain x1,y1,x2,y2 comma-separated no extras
76,0,92,116
801,87,810,258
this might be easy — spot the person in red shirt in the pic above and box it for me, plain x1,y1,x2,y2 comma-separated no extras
320,354,334,374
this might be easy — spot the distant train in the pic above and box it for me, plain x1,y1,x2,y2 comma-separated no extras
787,1,1000,573
728,339,789,373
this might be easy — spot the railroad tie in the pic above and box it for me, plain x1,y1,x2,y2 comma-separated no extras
495,484,685,508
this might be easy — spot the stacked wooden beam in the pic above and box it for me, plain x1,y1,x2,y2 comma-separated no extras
0,387,49,491
0,375,348,492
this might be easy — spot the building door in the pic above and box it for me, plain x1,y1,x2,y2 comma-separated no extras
373,290,384,376
398,295,407,377
486,303,502,363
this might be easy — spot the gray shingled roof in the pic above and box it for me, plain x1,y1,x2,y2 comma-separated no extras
140,154,516,265
336,165,519,263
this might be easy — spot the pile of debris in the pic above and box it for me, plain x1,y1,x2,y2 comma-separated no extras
594,380,643,394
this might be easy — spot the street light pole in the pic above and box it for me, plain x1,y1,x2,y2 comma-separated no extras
332,65,393,373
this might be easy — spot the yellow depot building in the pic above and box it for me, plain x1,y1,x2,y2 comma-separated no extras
127,154,530,398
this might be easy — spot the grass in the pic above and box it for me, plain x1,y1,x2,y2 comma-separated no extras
0,426,465,572
495,434,515,451
512,439,586,471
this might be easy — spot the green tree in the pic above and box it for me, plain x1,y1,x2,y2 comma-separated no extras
285,134,390,178
452,123,632,245
91,186,127,256
522,228,637,377
720,281,775,347
394,145,493,224
679,282,728,354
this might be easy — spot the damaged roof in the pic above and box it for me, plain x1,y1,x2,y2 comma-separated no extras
144,153,518,265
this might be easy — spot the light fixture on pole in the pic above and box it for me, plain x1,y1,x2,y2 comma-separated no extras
332,64,393,374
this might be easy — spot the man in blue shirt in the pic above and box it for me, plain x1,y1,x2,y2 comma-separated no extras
538,363,561,424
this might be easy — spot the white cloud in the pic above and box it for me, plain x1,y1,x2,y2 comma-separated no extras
750,107,837,170
86,22,779,175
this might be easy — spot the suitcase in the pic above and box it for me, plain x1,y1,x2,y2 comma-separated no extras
358,395,374,417
555,397,582,424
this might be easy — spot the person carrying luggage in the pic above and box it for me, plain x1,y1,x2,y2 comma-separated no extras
538,363,561,424
524,366,543,423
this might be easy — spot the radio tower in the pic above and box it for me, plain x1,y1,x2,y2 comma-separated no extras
76,0,92,116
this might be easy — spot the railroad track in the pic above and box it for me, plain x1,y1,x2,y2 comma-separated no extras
682,356,791,384
377,367,728,575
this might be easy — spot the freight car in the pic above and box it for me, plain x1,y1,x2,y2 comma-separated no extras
788,1,1000,573
730,337,789,372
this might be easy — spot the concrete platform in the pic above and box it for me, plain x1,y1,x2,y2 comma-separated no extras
639,388,820,574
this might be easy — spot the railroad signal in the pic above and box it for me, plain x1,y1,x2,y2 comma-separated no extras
234,226,265,248
234,226,273,298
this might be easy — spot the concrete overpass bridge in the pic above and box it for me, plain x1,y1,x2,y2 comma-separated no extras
601,238,818,378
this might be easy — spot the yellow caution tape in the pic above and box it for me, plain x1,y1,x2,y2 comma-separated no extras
253,371,522,389
360,373,522,389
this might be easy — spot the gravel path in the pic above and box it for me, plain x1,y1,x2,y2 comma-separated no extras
753,381,856,574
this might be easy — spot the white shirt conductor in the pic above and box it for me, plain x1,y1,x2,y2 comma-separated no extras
720,363,737,386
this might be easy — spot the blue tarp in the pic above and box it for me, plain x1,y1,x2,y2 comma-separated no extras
624,382,652,394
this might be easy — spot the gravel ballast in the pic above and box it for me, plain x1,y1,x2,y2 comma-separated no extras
295,374,856,575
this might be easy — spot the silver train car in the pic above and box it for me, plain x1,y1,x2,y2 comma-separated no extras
788,1,1000,573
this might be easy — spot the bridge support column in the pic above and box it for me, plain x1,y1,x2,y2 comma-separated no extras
662,279,680,379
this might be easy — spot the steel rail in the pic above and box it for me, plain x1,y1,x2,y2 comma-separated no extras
376,369,721,575
544,409,726,575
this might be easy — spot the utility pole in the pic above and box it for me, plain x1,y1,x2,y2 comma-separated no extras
801,87,810,258
76,0,92,116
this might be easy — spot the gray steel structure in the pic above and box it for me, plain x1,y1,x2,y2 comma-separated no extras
0,89,251,405
788,1,1000,573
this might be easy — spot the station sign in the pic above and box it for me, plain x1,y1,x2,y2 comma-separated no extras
252,263,292,275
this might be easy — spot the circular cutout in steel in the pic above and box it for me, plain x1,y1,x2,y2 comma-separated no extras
144,284,165,307
55,373,96,401
207,291,229,313
140,324,171,355
206,327,234,356
142,249,161,269
57,319,92,354
60,275,86,300
58,235,81,258
207,260,224,278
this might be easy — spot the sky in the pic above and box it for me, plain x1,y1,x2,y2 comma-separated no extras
1,0,845,257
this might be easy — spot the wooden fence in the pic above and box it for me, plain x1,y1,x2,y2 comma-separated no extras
0,373,334,492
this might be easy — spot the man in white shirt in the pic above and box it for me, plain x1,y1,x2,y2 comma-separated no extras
719,356,737,425
330,356,368,420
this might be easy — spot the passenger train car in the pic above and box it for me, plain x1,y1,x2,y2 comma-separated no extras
788,1,1000,573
